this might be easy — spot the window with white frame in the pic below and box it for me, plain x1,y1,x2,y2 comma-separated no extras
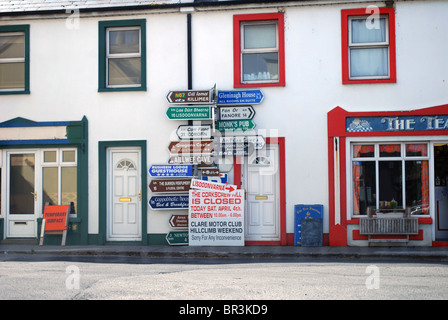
42,149,77,214
351,143,430,216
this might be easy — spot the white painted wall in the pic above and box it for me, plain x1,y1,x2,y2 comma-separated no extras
1,0,448,238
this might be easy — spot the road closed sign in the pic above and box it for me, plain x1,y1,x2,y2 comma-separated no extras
188,189,244,246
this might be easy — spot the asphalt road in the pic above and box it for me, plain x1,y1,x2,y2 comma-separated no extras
1,254,447,303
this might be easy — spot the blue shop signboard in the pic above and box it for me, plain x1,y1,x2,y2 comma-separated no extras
149,195,189,210
294,204,323,246
346,115,448,133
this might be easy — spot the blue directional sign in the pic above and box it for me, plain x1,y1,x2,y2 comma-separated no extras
149,195,189,210
217,90,264,105
149,164,193,177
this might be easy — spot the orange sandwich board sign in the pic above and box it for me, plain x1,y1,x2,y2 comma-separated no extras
39,205,70,246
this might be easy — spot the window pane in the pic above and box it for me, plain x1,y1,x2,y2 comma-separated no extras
353,161,376,215
351,18,386,43
44,151,57,163
350,47,388,77
405,160,429,215
43,167,58,206
108,58,141,86
109,29,139,54
62,150,76,162
380,144,401,157
406,144,428,157
10,154,35,215
242,53,278,81
244,23,276,49
379,161,402,210
0,62,25,89
0,34,25,59
353,145,374,158
62,167,77,214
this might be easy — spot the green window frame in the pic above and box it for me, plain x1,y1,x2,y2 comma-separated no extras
0,25,30,95
98,19,146,92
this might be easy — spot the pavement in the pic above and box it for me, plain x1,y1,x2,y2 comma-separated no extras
1,243,448,261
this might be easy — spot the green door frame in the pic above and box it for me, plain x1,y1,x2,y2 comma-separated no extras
98,141,147,244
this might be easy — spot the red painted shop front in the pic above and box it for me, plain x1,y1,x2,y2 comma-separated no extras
328,104,448,247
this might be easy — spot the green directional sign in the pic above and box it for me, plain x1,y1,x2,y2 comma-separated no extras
166,231,189,245
216,120,256,132
166,106,211,120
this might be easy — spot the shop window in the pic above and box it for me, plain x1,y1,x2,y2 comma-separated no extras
98,19,146,92
0,25,29,94
351,143,429,216
42,149,77,214
233,13,285,88
341,7,396,84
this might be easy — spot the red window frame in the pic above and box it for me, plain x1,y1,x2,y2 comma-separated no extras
341,7,396,84
233,13,285,88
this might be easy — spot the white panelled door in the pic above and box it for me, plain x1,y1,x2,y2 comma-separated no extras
244,144,280,242
107,148,141,241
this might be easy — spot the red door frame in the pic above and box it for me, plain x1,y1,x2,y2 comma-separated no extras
234,137,287,246
327,104,448,246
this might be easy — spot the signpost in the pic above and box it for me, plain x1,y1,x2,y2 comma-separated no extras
218,106,255,120
149,178,191,193
149,164,193,177
166,89,212,104
213,141,255,157
188,189,244,246
176,125,212,140
168,140,213,154
168,154,213,166
217,90,263,105
216,120,256,132
166,231,189,245
169,214,189,229
166,106,211,120
218,135,265,150
149,195,189,210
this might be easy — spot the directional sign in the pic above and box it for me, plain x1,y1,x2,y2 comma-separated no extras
219,135,265,150
217,90,263,105
166,106,211,120
213,141,255,157
166,90,212,104
166,231,189,245
216,120,256,132
218,106,255,120
168,140,213,155
190,178,237,193
149,195,189,210
176,125,212,140
169,214,189,229
149,164,193,177
149,179,191,193
168,154,213,166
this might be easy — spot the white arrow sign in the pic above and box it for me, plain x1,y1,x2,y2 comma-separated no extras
218,135,265,150
190,178,237,193
219,106,255,120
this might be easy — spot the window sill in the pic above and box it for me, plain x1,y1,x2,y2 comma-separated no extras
98,86,146,92
234,81,285,89
0,90,30,95
343,78,396,85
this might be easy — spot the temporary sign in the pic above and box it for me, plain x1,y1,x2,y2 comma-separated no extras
149,178,191,193
213,141,255,157
176,125,212,140
216,120,256,132
168,154,213,166
188,189,245,246
190,178,236,193
149,164,193,177
169,214,189,229
166,106,212,120
219,135,265,150
166,90,212,104
149,195,189,210
218,106,255,120
168,140,213,154
217,90,263,105
39,205,70,246
166,231,189,245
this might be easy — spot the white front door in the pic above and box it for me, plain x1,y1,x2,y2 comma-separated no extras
244,144,280,242
107,148,142,241
6,151,38,238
